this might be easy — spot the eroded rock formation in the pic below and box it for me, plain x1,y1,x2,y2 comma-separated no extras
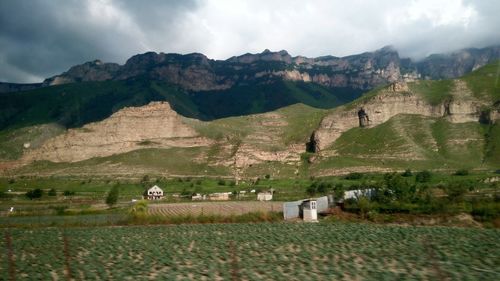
26,102,210,162
311,80,494,152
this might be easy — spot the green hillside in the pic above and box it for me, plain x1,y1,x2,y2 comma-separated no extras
1,62,499,177
0,77,358,131
313,114,492,174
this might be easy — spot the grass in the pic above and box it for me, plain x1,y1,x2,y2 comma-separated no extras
484,122,500,166
1,223,499,280
315,114,492,172
408,79,454,105
461,60,500,102
0,123,64,160
13,147,231,177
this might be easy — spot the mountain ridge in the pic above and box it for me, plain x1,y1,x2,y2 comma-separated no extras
2,45,499,93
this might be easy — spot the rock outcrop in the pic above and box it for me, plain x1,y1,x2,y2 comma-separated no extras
311,80,491,152
25,102,211,162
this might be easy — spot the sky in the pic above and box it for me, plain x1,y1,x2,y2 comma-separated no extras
0,0,499,83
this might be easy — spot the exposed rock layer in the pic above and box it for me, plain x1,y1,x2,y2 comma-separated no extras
311,80,495,152
26,102,210,162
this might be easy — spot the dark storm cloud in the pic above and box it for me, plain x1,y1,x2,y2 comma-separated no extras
0,0,499,83
0,0,199,82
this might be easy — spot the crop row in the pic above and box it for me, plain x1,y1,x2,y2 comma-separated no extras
1,223,499,280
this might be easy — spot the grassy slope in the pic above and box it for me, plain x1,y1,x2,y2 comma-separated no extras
315,115,489,172
311,62,500,173
0,123,65,160
13,104,327,176
461,60,500,102
0,77,358,131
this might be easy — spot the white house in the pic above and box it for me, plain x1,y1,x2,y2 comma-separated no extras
257,192,273,201
145,185,164,200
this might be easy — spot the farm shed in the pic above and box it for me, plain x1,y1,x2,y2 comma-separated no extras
283,196,331,221
209,192,231,201
257,192,273,201
302,200,318,222
343,189,375,200
145,185,164,200
192,193,206,201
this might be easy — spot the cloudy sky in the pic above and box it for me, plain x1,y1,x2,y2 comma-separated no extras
1,0,499,83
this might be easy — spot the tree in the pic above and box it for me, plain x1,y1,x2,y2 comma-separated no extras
26,188,43,200
445,182,469,202
415,170,432,183
105,185,120,208
141,175,150,187
357,197,372,219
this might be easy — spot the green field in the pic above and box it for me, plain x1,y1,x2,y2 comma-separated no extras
1,223,499,280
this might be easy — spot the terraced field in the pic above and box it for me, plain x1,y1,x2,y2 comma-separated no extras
148,201,283,216
1,223,499,280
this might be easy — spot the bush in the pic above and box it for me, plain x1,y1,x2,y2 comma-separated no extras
445,182,469,202
63,190,75,196
48,188,57,196
217,179,226,186
106,185,120,207
345,172,363,180
26,188,43,200
415,170,432,183
454,169,469,176
401,169,413,177
265,174,271,179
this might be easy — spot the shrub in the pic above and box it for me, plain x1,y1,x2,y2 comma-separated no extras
265,174,271,179
445,182,469,202
401,168,413,177
415,170,432,183
26,188,43,200
345,172,363,180
48,188,57,196
63,190,75,196
217,179,226,186
106,185,120,207
454,169,469,176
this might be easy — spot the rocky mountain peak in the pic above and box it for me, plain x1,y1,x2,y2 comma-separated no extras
20,45,497,95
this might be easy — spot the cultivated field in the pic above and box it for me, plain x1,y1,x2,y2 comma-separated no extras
148,201,283,216
1,223,499,280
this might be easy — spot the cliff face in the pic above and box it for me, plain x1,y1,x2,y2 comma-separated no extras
311,80,494,152
25,102,210,162
32,45,500,94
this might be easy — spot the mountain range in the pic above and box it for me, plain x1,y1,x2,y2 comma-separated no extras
0,45,499,178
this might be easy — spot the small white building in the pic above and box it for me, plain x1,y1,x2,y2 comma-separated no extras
145,185,164,200
209,192,231,201
192,193,206,201
257,192,273,201
301,199,318,222
343,188,375,201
